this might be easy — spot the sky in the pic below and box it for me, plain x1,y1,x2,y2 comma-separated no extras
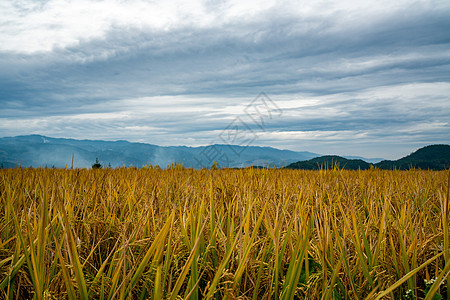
0,0,449,159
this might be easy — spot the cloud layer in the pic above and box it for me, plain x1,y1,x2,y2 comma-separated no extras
1,0,449,159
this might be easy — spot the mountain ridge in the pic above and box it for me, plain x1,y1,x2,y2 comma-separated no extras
375,144,450,170
285,155,373,170
285,144,450,171
0,135,319,168
5,135,444,170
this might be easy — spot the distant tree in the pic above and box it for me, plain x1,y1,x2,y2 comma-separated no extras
92,158,102,169
211,161,219,170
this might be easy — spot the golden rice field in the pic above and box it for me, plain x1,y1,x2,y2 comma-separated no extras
0,167,449,299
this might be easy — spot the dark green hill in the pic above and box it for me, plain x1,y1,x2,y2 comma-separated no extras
285,155,372,170
286,145,450,171
375,144,450,170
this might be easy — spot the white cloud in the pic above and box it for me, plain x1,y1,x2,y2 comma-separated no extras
0,0,212,53
2,0,449,54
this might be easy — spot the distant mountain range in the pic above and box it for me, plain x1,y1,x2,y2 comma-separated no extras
3,135,445,170
0,135,321,168
286,144,450,171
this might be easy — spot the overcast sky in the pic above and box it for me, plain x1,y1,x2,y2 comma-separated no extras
1,0,449,159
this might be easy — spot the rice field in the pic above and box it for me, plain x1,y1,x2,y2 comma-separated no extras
0,167,449,299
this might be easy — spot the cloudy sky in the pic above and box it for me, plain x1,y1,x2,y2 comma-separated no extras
1,0,449,159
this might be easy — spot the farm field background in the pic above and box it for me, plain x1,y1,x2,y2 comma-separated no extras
1,167,449,299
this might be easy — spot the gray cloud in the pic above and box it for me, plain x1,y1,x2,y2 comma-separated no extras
0,0,449,159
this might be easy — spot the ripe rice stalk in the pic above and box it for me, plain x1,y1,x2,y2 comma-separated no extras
1,168,449,298
374,251,443,299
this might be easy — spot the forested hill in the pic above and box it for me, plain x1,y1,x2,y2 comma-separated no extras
285,155,372,170
375,144,450,170
286,145,450,170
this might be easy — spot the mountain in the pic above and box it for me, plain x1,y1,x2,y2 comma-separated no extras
285,155,372,170
0,135,319,169
376,144,450,170
2,136,446,170
285,145,450,171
